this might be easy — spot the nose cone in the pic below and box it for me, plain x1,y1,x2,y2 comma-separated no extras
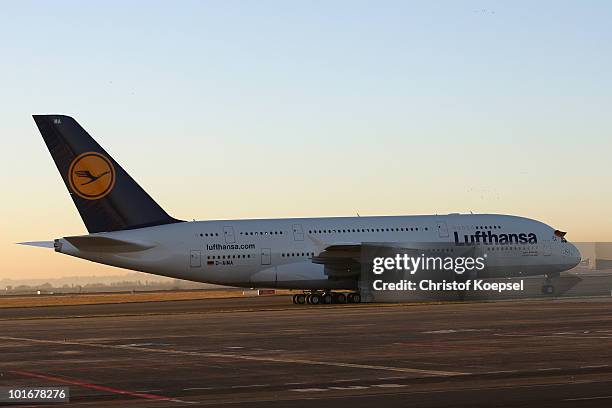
569,243,581,268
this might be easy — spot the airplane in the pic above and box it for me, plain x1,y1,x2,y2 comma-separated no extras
21,115,581,304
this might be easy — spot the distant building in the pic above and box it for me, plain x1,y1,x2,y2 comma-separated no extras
575,242,612,270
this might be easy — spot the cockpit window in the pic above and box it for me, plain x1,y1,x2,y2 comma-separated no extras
554,229,567,243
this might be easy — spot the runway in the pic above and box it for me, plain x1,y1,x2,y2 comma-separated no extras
1,296,612,407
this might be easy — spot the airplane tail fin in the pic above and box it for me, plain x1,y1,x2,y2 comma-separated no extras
33,115,183,233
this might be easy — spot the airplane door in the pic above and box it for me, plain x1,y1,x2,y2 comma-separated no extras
292,224,304,241
261,248,271,265
223,226,235,244
437,221,449,238
190,250,201,268
543,240,552,256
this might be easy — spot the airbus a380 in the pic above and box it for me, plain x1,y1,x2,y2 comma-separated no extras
22,115,581,304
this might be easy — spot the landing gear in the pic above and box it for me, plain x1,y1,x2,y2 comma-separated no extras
541,284,555,295
292,293,306,304
292,291,361,305
541,273,558,295
456,289,466,301
308,293,322,305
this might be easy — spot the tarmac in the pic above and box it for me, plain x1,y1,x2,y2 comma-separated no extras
1,291,612,407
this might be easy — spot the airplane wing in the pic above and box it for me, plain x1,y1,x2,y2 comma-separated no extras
312,241,477,279
311,243,362,277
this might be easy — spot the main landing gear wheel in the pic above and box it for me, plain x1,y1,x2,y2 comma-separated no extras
309,293,322,305
293,291,361,305
541,284,555,295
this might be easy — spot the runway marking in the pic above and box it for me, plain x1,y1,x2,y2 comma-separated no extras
122,343,166,347
331,378,362,383
292,383,407,393
372,383,407,388
494,333,612,340
483,370,518,374
230,384,270,389
329,385,369,390
183,387,214,391
423,328,493,334
291,388,327,392
9,369,192,404
564,395,612,401
0,336,467,377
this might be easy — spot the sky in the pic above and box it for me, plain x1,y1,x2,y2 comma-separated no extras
1,1,611,280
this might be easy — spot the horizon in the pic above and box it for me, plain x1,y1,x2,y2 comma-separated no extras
2,1,612,280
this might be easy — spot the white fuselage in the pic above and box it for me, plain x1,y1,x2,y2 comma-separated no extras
55,214,581,290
